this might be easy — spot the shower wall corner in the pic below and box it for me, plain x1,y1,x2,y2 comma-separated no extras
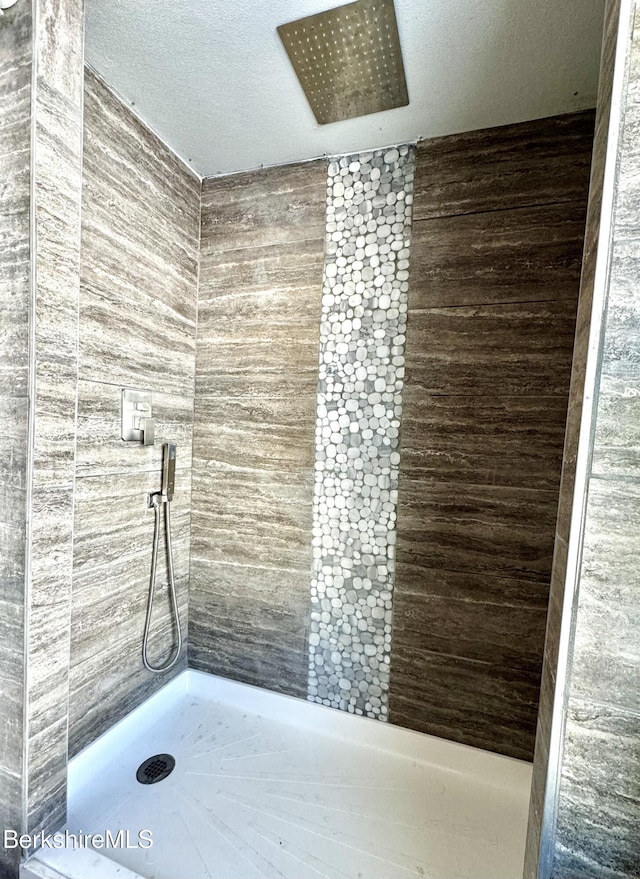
525,0,640,876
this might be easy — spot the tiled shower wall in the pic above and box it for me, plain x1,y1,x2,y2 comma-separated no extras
190,112,594,760
0,0,84,874
3,3,630,872
546,3,640,875
68,70,200,757
0,4,32,872
190,162,326,694
391,112,595,760
26,0,83,834
525,0,622,871
0,47,599,865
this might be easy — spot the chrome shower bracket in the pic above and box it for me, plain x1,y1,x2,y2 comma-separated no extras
147,491,165,509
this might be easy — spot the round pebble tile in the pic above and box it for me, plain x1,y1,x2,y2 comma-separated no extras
308,146,415,720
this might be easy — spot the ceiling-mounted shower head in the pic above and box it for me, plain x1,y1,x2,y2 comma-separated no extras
277,0,409,125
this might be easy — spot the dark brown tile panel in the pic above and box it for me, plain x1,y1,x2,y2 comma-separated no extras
392,564,548,672
409,201,587,309
389,646,540,760
395,479,558,583
413,111,595,221
404,300,578,396
400,390,568,489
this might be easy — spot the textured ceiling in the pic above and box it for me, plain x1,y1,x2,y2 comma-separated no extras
84,0,606,178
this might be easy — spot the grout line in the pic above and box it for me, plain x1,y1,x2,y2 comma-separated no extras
411,195,591,225
405,297,581,311
400,395,574,402
392,591,550,610
184,174,203,670
197,234,326,257
394,479,561,494
390,559,554,583
64,0,87,830
201,143,417,183
22,0,39,838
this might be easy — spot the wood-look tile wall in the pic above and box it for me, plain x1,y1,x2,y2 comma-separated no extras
190,163,326,696
525,0,621,873
68,70,201,757
0,4,32,874
390,112,595,761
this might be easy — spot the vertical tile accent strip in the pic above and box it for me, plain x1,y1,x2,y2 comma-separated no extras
308,145,415,719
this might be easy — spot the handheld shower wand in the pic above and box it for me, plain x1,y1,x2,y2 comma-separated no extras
161,441,176,502
143,442,182,673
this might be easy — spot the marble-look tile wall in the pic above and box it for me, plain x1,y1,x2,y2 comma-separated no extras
390,112,595,760
524,0,622,873
308,147,415,718
25,0,84,836
68,69,200,757
0,3,32,875
545,3,640,875
0,0,84,872
190,162,326,696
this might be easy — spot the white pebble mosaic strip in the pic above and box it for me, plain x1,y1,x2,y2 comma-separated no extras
308,145,416,719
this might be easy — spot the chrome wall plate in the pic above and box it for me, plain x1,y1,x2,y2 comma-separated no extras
121,388,153,443
277,0,409,125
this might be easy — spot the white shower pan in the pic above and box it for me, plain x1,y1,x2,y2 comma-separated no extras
22,671,532,879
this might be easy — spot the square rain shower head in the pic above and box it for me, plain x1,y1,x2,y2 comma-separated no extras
277,0,409,125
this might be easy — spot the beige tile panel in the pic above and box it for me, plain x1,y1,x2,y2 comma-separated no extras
200,160,327,252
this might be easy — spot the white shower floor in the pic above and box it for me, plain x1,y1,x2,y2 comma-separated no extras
25,671,532,879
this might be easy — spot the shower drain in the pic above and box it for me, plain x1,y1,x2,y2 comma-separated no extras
136,754,175,785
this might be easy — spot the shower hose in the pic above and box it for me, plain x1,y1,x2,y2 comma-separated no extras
142,495,182,673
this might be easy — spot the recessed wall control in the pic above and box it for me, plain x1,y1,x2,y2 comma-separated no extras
121,388,155,445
